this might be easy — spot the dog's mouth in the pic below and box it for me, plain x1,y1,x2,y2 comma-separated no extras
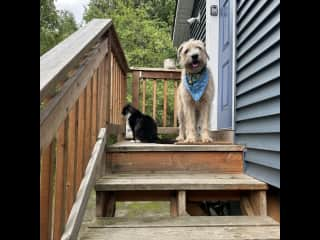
190,60,200,68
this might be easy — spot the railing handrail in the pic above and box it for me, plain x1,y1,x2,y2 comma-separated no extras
41,19,111,100
40,19,129,101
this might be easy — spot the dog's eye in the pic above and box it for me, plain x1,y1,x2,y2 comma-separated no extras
196,46,202,50
184,49,189,54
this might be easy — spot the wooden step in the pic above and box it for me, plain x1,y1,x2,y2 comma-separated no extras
106,141,245,173
95,173,267,191
107,140,245,152
80,216,280,240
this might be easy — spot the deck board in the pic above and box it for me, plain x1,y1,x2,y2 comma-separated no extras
95,173,267,191
107,140,244,152
81,216,279,240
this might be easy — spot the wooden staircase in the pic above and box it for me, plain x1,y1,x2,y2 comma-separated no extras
80,141,280,240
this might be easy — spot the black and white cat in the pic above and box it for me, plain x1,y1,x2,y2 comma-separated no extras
121,104,175,144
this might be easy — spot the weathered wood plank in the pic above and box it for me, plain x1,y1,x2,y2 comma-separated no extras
240,196,255,216
170,195,178,217
163,80,167,127
105,40,112,124
130,67,181,80
84,80,92,168
114,190,172,201
142,80,146,113
61,128,107,240
91,216,279,227
40,37,109,151
82,224,279,240
66,106,77,216
53,123,67,240
152,80,157,119
95,173,267,191
40,143,55,240
40,19,112,100
130,67,182,73
173,81,178,127
249,190,267,216
187,190,241,201
177,191,187,216
108,152,243,173
132,71,140,108
267,192,280,222
91,71,98,147
75,92,85,190
107,140,244,152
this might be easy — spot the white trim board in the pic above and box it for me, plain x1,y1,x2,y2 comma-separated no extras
207,0,219,131
207,0,236,131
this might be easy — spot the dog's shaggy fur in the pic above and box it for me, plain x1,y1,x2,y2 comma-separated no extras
176,39,214,143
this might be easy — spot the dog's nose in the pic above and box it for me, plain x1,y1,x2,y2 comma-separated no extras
191,54,199,60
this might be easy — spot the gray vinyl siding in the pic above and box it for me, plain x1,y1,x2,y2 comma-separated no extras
190,0,206,42
235,0,280,188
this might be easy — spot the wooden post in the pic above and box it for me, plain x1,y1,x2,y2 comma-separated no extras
249,190,267,216
170,192,178,217
163,80,167,127
132,71,140,108
177,190,187,216
240,191,267,216
96,191,116,217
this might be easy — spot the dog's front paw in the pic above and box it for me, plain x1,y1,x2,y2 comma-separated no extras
201,136,213,143
176,135,185,142
184,135,197,143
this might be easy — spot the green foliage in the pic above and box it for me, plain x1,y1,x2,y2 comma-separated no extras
84,0,176,67
40,0,78,56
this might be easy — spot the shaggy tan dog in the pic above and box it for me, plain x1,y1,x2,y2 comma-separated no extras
176,39,214,143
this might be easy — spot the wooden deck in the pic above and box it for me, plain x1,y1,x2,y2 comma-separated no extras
95,173,267,191
80,216,280,240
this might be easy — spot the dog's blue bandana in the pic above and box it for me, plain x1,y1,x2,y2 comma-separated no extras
183,67,209,102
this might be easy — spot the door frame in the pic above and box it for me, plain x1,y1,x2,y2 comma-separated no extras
206,0,236,130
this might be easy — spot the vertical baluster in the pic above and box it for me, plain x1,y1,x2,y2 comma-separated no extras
153,80,157,119
75,91,85,190
84,80,92,169
163,80,168,127
132,71,140,109
53,122,67,240
40,142,55,240
142,79,146,113
174,80,178,127
66,105,77,217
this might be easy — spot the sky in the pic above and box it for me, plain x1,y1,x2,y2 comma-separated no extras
55,0,90,25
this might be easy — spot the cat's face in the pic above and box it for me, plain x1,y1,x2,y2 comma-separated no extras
121,104,132,118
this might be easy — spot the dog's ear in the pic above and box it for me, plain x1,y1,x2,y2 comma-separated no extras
204,48,210,60
177,42,185,61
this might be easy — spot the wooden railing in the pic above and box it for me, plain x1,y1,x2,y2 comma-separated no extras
131,67,181,134
40,19,128,240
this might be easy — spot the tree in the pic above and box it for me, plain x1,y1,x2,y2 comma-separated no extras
40,0,78,56
84,0,176,68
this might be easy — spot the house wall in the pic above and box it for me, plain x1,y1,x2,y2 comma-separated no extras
234,0,280,188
